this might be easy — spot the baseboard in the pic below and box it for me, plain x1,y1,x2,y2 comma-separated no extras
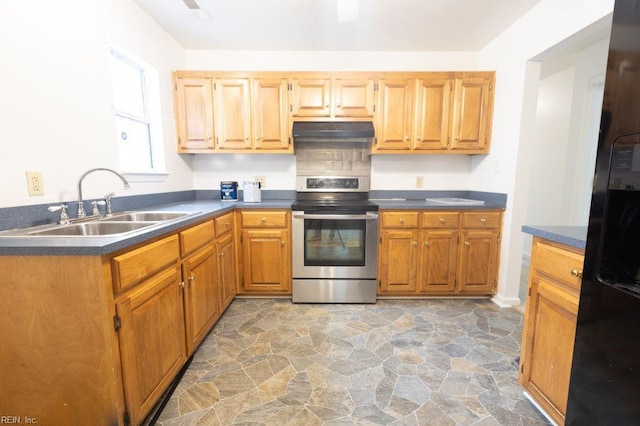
491,294,521,307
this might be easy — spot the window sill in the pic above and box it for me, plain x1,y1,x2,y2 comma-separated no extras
123,171,169,183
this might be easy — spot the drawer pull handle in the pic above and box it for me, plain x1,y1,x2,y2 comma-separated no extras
261,217,267,223
439,218,445,224
480,218,487,224
571,269,583,278
399,218,404,224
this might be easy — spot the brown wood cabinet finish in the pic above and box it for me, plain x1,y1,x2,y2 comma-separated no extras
238,210,291,294
519,238,584,426
0,211,239,425
173,71,494,155
378,209,502,296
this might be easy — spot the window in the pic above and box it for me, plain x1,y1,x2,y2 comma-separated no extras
108,46,165,176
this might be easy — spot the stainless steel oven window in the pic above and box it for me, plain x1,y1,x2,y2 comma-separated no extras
304,218,366,267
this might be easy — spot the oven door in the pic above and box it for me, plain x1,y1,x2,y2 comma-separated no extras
292,211,378,279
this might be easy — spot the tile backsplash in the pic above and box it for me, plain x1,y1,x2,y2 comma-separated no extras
295,141,371,176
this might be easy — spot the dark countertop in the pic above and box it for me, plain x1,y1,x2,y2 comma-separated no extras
521,225,588,250
0,190,507,256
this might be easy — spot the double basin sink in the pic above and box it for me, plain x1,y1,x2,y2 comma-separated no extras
0,211,197,237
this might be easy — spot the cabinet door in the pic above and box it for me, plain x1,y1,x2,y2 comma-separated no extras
116,266,187,425
215,78,252,150
457,229,499,294
290,78,331,117
375,79,414,151
217,232,237,312
182,244,219,355
520,277,578,424
450,76,492,152
421,230,458,293
242,228,290,292
379,229,419,293
174,77,215,151
414,77,452,151
252,78,291,151
333,78,375,117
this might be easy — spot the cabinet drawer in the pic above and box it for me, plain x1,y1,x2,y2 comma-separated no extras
215,212,234,237
241,210,288,227
422,212,459,228
534,240,584,290
461,211,501,229
381,212,419,228
180,220,214,257
112,235,180,293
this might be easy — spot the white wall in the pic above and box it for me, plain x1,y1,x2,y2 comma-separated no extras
185,50,479,191
0,0,190,208
476,0,614,306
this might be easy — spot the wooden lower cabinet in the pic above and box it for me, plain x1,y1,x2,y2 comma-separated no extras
217,232,237,311
116,265,187,424
519,238,584,425
238,210,291,294
0,213,239,426
378,209,502,296
182,244,219,355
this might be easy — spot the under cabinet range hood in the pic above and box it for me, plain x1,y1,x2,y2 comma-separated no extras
292,121,375,142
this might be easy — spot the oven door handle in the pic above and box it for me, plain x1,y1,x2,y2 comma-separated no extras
292,213,378,220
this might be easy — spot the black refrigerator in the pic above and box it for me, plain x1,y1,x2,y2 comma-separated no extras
566,0,640,424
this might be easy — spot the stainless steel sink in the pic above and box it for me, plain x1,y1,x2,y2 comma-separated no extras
28,221,158,236
101,211,192,222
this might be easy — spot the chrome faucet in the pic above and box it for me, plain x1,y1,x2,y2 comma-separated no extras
77,168,130,218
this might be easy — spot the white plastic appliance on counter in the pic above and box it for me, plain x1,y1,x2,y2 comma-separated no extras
243,180,261,203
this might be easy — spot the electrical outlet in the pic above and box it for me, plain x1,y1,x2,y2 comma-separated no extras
254,176,266,188
416,176,424,189
26,171,44,196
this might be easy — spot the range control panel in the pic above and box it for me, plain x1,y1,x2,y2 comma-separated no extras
296,176,370,192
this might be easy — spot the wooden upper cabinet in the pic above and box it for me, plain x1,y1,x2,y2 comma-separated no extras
290,78,332,117
413,77,452,151
375,78,415,151
333,78,376,118
252,78,291,151
215,78,252,150
174,77,215,152
450,75,493,153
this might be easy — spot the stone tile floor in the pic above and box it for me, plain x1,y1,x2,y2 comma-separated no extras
156,298,550,425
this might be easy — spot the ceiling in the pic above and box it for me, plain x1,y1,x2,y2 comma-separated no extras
133,0,544,51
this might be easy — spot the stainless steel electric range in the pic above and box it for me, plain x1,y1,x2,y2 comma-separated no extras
291,176,379,303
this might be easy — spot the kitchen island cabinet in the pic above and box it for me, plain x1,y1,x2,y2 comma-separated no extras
378,209,502,296
519,236,584,425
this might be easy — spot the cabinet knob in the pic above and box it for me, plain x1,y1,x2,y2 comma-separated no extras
219,252,224,257
336,104,341,108
225,222,230,228
454,136,460,141
178,281,185,288
188,274,195,283
417,138,422,142
399,218,404,224
281,240,285,246
412,241,418,246
405,137,410,141
261,217,266,223
439,218,446,224
480,218,487,224
424,241,429,247
571,269,583,278
464,241,470,247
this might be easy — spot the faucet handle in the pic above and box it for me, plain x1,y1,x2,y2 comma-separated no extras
91,200,106,216
48,204,70,225
103,192,115,216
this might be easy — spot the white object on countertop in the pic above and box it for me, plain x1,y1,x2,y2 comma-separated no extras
243,181,261,203
425,198,485,205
